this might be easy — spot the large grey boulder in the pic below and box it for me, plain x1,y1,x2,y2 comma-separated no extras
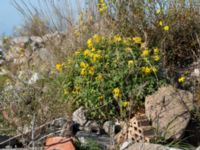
145,85,194,139
125,143,182,150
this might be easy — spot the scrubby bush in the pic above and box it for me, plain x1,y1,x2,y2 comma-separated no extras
17,15,51,36
55,34,166,119
97,0,200,82
0,76,73,135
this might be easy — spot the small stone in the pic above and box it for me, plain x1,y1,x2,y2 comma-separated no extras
50,117,67,128
84,121,92,132
84,121,100,134
120,140,133,150
28,72,40,84
72,107,87,126
103,121,114,135
30,36,43,43
191,68,200,77
196,146,200,150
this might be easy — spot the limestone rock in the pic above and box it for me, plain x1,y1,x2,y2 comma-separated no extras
103,121,114,135
72,107,87,126
125,143,182,150
145,85,194,139
28,72,40,84
12,36,31,45
120,140,133,150
191,68,200,77
84,121,100,134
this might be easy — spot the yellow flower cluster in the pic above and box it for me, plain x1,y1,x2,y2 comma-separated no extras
87,34,103,49
178,76,185,83
129,37,161,75
81,68,87,76
158,20,170,31
123,101,129,108
159,21,163,26
80,62,89,68
153,47,159,54
83,49,102,62
153,47,161,62
83,49,91,56
89,66,95,76
142,66,158,75
128,60,134,66
87,39,93,49
133,37,142,44
156,8,169,31
164,25,169,31
80,62,87,76
156,9,161,14
113,88,122,99
141,49,149,57
64,89,68,96
113,35,122,43
92,53,102,62
80,62,95,76
93,34,102,43
153,55,160,62
142,67,151,75
56,63,63,72
98,0,108,14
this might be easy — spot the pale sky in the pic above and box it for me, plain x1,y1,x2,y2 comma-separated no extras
0,0,23,35
0,0,85,35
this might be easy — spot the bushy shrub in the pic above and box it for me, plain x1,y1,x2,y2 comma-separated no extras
105,0,200,75
16,15,51,36
0,77,72,135
55,34,166,119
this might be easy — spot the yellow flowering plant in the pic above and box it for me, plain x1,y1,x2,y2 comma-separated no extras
178,76,186,83
164,25,170,31
97,0,108,14
56,35,166,119
56,63,63,72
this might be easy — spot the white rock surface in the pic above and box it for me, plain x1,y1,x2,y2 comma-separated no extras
72,107,87,126
125,143,182,150
145,85,194,139
120,140,133,150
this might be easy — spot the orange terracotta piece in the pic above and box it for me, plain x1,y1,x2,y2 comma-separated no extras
45,136,75,150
